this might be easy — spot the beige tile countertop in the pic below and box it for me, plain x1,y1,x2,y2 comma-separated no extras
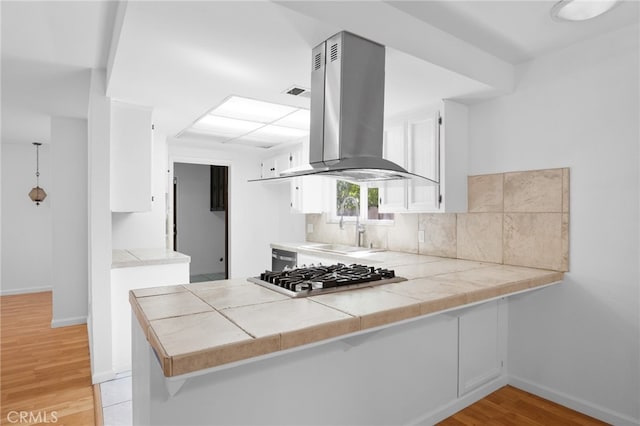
112,248,190,268
129,252,563,378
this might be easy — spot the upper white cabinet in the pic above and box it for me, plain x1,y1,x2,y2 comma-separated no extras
110,101,153,212
379,100,468,213
379,123,407,213
260,151,292,179
289,142,324,214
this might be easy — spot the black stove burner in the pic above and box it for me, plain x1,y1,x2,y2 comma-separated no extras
257,263,397,293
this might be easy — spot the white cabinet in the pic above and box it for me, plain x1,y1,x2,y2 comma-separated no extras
378,100,468,213
407,112,440,211
110,101,153,212
379,123,407,213
458,300,503,396
260,151,291,179
289,144,324,214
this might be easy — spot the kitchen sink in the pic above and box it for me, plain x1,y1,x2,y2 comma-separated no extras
302,243,386,255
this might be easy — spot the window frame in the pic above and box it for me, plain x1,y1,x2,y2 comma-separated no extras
329,180,395,225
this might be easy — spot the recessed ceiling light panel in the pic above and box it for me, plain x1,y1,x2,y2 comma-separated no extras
213,96,298,123
551,0,621,22
241,125,308,143
180,95,309,148
272,109,310,130
192,115,263,137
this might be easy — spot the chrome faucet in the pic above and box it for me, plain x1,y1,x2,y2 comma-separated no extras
339,196,366,247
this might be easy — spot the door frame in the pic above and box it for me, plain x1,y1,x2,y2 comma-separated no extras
169,156,232,279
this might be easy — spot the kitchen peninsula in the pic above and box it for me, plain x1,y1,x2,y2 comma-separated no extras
130,248,562,425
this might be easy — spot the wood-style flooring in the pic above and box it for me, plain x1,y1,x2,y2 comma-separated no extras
1,291,95,426
438,385,608,425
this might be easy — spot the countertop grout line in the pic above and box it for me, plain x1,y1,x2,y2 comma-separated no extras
185,288,262,339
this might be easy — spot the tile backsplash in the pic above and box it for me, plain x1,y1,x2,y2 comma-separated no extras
305,167,570,272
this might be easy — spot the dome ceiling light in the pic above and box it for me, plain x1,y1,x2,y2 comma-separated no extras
551,0,621,22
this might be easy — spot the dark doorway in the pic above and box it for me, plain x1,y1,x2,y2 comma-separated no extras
174,163,229,282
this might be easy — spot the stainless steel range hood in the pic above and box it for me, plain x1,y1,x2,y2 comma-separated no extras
255,31,438,184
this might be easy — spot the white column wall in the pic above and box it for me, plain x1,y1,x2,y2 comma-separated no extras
468,25,639,424
51,117,89,327
0,142,53,295
88,70,113,383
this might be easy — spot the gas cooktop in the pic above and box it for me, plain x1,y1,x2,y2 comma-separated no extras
248,263,406,298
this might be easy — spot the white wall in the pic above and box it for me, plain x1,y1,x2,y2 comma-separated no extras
468,25,639,424
112,129,167,249
175,163,226,276
87,70,113,383
0,142,53,295
51,117,89,327
169,143,305,278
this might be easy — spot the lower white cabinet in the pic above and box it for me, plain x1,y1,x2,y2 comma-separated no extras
457,299,503,396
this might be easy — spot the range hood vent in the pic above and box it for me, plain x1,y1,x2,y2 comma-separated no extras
252,31,438,185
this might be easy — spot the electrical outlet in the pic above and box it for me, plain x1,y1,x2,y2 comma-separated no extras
418,230,425,243
307,223,314,234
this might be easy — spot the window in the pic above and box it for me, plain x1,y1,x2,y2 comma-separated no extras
335,180,393,222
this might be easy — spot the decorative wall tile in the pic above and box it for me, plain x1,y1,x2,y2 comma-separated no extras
363,223,389,250
304,214,325,243
562,168,570,213
418,213,457,257
504,168,563,212
468,173,503,212
561,213,569,271
387,213,419,253
305,167,569,272
456,213,503,263
503,213,568,271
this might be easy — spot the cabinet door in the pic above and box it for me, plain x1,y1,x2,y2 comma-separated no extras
291,176,324,214
458,300,501,396
379,123,407,213
407,110,440,212
110,101,153,212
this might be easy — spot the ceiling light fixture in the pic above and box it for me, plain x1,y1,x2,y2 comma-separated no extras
550,0,621,22
183,96,310,148
28,142,47,205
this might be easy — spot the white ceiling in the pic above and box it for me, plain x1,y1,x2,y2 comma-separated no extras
2,0,638,147
1,1,117,144
388,1,639,64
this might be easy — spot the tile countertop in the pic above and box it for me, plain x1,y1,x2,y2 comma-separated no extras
129,251,563,378
112,248,190,269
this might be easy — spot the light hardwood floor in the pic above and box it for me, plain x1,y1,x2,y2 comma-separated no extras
1,291,95,426
438,385,607,425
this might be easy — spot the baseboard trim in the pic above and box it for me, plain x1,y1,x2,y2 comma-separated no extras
51,316,87,328
409,375,508,425
0,286,52,296
509,375,640,426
